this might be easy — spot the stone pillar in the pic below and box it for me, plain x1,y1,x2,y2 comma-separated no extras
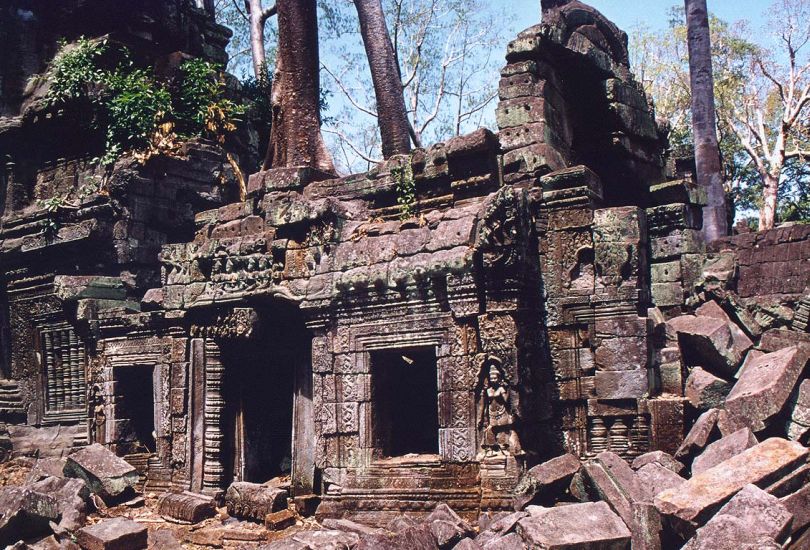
202,338,225,492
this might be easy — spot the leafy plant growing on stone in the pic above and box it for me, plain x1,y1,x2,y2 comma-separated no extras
392,158,415,220
44,40,244,165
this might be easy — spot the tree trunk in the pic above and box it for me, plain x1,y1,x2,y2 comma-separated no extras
353,0,412,158
247,0,267,79
759,173,779,230
263,0,334,173
684,0,727,241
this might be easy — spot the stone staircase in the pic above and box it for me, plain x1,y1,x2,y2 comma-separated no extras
0,379,25,418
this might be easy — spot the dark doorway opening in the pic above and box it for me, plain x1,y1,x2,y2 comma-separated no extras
114,366,156,454
221,304,308,484
372,347,439,457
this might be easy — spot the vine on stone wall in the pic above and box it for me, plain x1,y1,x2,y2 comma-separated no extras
392,157,416,220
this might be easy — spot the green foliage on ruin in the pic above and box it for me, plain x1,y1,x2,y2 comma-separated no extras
44,38,245,165
392,158,416,220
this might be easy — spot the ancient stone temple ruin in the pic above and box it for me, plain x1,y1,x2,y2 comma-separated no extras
1,0,809,548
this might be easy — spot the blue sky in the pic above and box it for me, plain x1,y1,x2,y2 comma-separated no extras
506,0,770,37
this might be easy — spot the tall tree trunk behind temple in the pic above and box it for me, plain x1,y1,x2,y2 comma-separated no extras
684,0,727,241
760,173,779,230
353,0,412,158
247,0,268,79
263,0,334,172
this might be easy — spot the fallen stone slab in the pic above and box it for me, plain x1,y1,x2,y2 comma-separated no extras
674,409,720,461
582,452,648,530
714,485,792,542
29,476,89,532
321,518,385,537
62,444,139,502
75,517,147,550
695,301,753,361
786,378,810,443
691,428,757,476
27,458,67,482
781,482,810,535
0,486,60,546
631,502,663,550
453,539,483,550
475,511,527,547
635,463,684,498
426,503,474,548
681,515,781,550
356,522,438,550
631,451,684,475
265,508,296,531
654,438,808,537
224,481,288,522
518,502,631,549
513,453,580,509
723,346,808,433
157,491,216,523
666,315,746,376
479,532,524,549
148,529,183,550
682,485,792,549
684,367,731,411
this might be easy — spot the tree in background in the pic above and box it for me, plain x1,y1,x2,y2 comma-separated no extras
215,0,276,79
631,0,810,230
353,0,412,158
684,0,727,240
723,0,810,229
244,0,277,79
320,0,506,173
264,0,334,172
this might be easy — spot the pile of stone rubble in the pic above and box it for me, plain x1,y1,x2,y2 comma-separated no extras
1,295,808,549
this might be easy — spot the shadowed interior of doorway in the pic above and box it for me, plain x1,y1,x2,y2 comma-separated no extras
220,303,308,484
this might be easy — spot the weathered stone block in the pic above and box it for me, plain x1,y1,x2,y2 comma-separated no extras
0,487,60,545
583,452,647,527
157,491,216,523
518,502,631,549
595,337,647,371
63,443,139,502
655,438,808,536
650,261,681,283
225,482,288,521
666,316,746,376
651,282,684,308
265,508,297,531
650,230,702,260
781,482,810,535
502,143,567,175
595,370,648,399
632,451,684,475
684,367,732,411
636,463,684,499
76,517,147,550
674,408,720,460
723,346,808,433
514,453,581,509
683,485,792,549
695,301,754,358
593,207,646,243
691,428,758,476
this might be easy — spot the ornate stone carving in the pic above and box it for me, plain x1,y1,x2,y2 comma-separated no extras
191,308,259,340
474,187,529,270
476,357,522,456
202,339,225,492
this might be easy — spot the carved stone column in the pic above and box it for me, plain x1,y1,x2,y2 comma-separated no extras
202,338,225,492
